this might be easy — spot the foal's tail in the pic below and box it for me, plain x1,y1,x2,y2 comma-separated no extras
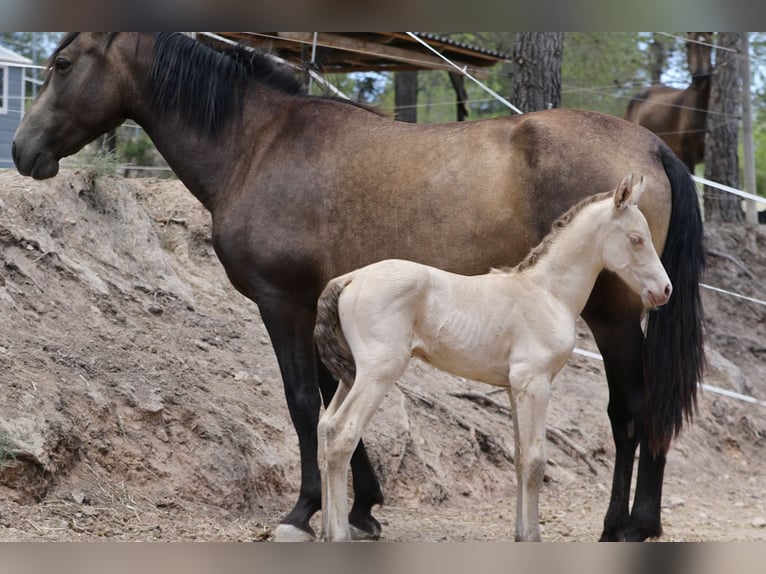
644,145,706,456
315,275,357,385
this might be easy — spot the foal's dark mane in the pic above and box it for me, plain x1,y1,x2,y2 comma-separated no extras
493,189,614,275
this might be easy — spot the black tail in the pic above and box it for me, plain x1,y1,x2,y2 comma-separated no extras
314,276,356,385
644,145,706,456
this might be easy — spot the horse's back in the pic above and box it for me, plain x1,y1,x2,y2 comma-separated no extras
225,107,674,299
502,109,672,247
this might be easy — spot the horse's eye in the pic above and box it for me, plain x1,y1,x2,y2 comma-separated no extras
629,234,644,246
54,58,72,73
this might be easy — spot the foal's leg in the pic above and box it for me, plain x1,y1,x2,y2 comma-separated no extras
320,362,406,542
261,295,383,542
507,367,551,542
317,380,351,540
316,359,383,539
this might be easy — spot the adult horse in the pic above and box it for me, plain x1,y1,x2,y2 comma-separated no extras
12,33,705,542
624,33,713,171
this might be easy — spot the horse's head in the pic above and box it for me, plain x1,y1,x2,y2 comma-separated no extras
687,32,713,81
13,33,145,179
601,173,672,309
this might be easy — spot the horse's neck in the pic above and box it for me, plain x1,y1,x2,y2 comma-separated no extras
132,114,229,212
131,86,281,214
524,208,605,315
689,74,711,99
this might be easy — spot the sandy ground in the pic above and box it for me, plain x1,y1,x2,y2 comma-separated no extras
0,169,763,542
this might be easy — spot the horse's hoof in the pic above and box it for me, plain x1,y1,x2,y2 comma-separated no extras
349,516,382,541
624,524,662,542
598,530,624,542
350,524,379,541
272,523,315,542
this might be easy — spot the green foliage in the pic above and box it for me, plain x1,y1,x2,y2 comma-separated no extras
0,430,17,468
0,32,63,65
119,133,157,166
753,104,766,198
562,32,667,116
86,150,119,179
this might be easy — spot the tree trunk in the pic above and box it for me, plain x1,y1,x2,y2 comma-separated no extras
448,72,469,122
648,33,667,84
512,32,563,112
704,32,743,223
394,71,418,123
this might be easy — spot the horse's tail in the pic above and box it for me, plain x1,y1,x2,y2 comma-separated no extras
315,275,356,385
644,144,706,456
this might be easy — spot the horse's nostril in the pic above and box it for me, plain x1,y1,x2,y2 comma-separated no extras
664,283,672,297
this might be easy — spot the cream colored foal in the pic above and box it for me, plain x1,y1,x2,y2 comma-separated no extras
314,174,672,542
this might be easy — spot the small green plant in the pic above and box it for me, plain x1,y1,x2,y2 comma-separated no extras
0,430,17,468
87,149,119,179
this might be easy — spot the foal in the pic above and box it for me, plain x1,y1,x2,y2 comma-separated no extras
314,174,672,542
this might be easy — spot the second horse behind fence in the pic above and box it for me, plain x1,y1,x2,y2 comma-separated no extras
315,174,672,542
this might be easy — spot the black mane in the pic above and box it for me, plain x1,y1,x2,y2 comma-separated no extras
51,33,377,137
149,33,306,137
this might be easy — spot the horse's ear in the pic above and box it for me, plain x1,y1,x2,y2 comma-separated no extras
614,173,644,210
614,174,634,211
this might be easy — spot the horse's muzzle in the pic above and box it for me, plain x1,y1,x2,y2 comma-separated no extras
646,282,672,308
12,141,60,180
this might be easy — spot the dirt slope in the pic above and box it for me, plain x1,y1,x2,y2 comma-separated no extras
0,169,763,541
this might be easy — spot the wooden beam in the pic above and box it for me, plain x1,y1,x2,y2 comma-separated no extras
276,32,476,72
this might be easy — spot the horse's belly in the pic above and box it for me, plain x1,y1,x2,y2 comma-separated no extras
412,344,510,387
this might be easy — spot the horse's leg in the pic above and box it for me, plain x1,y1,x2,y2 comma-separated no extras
507,367,551,542
588,317,641,541
625,438,666,541
316,359,383,539
585,295,664,541
320,363,405,541
256,297,324,542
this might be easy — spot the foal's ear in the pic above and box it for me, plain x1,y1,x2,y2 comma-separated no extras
614,173,645,210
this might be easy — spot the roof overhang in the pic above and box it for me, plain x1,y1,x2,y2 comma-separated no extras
201,32,508,73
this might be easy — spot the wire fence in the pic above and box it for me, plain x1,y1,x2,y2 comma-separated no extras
4,34,765,411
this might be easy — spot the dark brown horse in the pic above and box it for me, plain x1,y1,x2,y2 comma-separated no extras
12,33,705,542
624,33,713,171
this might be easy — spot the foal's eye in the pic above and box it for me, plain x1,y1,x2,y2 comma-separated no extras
54,58,72,73
629,234,644,246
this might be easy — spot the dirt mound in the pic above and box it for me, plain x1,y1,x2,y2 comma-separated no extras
0,169,763,541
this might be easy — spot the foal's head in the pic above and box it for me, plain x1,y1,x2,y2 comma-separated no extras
600,174,672,309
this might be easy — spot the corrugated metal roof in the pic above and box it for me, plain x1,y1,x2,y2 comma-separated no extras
413,33,509,60
205,32,509,73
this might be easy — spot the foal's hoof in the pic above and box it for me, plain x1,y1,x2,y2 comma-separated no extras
272,523,315,542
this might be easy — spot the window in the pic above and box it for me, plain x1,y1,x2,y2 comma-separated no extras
0,66,7,114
